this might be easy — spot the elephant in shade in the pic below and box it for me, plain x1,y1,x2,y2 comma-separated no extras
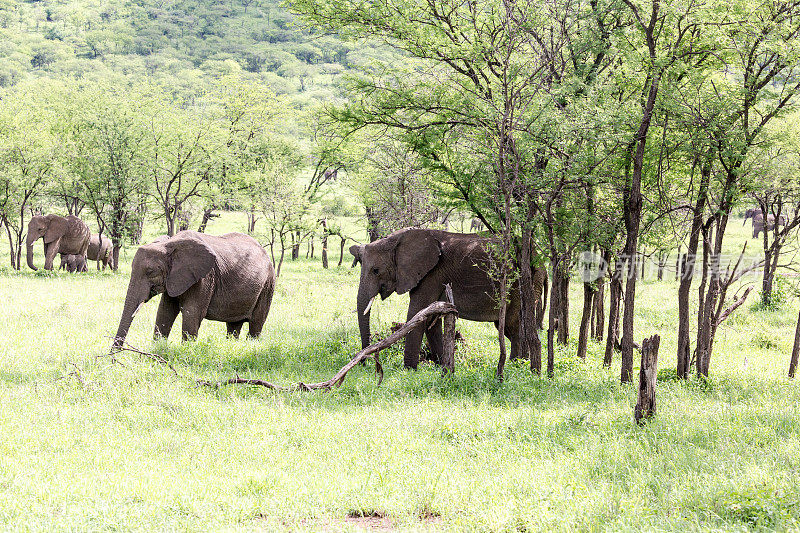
111,231,276,349
88,234,113,270
26,214,90,271
752,213,788,238
349,228,547,369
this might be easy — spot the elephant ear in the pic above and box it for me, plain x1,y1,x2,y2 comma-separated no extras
349,244,363,266
395,231,441,294
44,218,62,243
164,235,218,297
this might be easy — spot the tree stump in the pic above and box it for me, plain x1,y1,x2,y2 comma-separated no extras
635,334,660,424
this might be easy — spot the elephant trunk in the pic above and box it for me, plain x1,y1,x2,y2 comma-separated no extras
356,285,376,349
112,282,148,351
25,234,38,271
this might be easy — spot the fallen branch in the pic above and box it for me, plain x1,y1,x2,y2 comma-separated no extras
110,340,180,376
111,302,459,392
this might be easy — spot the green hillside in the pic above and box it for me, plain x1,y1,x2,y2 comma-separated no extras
0,0,371,105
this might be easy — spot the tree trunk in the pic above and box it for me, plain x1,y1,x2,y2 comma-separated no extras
321,219,328,269
546,257,559,377
604,258,623,367
292,230,300,260
555,264,569,345
197,208,216,233
338,237,345,267
518,229,542,374
592,250,609,342
576,281,595,359
677,160,710,378
790,306,800,378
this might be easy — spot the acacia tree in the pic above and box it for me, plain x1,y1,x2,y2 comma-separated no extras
291,0,620,377
691,1,800,377
0,83,57,269
60,83,151,269
145,104,226,236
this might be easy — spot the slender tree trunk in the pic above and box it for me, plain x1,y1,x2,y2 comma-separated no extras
338,236,345,267
604,258,623,367
577,281,596,359
677,159,710,378
556,264,569,345
697,215,731,377
547,257,559,377
790,306,800,378
593,249,609,342
197,208,216,233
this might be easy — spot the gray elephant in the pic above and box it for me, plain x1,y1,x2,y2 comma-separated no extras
111,230,276,349
88,234,113,270
26,214,90,271
349,228,547,369
743,208,762,225
59,254,87,273
752,213,788,238
469,218,485,232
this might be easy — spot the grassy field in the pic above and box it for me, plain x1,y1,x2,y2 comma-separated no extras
0,212,799,531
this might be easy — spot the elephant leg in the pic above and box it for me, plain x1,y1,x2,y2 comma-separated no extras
44,240,60,271
424,317,443,364
226,321,245,339
247,282,275,339
181,313,203,341
154,295,180,340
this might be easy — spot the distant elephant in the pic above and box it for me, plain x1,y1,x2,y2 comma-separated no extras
111,230,276,349
349,228,546,369
743,208,762,225
26,214,90,271
59,254,87,273
752,213,788,238
87,234,113,270
469,218,485,232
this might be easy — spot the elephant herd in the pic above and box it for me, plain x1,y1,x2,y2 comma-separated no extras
26,214,112,272
26,213,548,370
744,208,789,238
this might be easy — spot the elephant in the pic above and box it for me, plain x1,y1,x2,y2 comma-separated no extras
752,213,788,238
349,228,547,369
26,214,90,271
59,254,87,273
743,208,762,225
469,218,485,232
87,234,113,270
111,230,276,350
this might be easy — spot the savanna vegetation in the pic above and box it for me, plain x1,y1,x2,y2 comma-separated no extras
2,0,800,529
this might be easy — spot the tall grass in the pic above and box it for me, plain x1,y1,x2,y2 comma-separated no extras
0,212,798,530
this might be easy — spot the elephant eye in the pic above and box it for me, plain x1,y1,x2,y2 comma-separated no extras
372,267,379,275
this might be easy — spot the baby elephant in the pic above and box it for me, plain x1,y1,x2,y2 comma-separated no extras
59,254,87,273
111,231,276,349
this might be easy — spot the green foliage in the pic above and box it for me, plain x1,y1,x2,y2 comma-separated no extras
755,276,794,311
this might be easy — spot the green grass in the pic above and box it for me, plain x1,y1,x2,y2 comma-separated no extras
1,212,799,531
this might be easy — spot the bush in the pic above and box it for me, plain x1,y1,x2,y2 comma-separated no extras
755,275,793,311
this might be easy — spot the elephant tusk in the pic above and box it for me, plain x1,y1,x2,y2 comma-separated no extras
363,295,377,315
131,301,145,318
